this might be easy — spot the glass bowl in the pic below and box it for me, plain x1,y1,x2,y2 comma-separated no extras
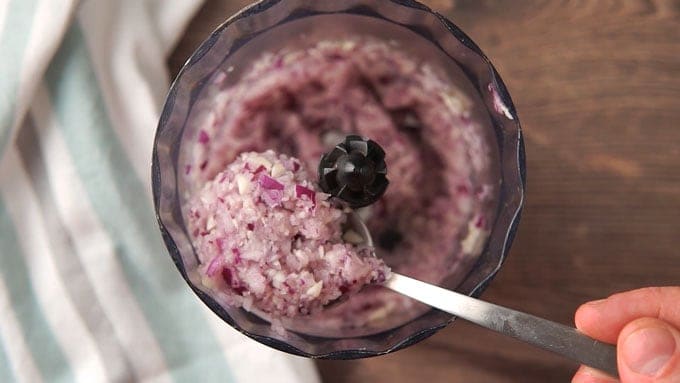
152,0,525,358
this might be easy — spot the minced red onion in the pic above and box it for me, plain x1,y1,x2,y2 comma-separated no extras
187,151,390,319
258,174,284,190
295,184,316,205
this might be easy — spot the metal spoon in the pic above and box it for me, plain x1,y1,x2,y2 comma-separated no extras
347,211,619,378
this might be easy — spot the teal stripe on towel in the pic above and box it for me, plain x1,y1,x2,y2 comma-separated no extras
0,333,17,383
0,0,38,156
0,197,75,383
44,23,235,383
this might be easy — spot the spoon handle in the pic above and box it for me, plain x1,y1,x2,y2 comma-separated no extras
385,273,618,377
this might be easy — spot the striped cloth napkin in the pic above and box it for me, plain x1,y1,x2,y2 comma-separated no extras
0,0,321,382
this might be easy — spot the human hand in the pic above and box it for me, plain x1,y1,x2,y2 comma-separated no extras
572,287,680,383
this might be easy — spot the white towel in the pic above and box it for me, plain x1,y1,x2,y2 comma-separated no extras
0,1,320,382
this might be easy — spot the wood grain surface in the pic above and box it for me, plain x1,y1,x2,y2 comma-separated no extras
169,1,680,382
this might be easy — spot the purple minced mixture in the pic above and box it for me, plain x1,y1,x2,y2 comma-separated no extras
187,151,388,318
183,39,495,334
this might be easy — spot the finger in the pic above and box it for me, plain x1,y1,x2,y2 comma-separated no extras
617,317,680,383
572,365,619,383
575,287,680,344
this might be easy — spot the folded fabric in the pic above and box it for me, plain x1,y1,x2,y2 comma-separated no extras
0,0,321,382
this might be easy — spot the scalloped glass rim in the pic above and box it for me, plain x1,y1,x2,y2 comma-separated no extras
152,0,525,359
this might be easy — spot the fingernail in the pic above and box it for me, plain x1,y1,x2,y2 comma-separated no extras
622,326,676,376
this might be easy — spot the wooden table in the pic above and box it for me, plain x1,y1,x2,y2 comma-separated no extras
169,1,680,381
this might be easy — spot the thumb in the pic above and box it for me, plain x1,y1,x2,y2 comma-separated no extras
618,317,680,383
